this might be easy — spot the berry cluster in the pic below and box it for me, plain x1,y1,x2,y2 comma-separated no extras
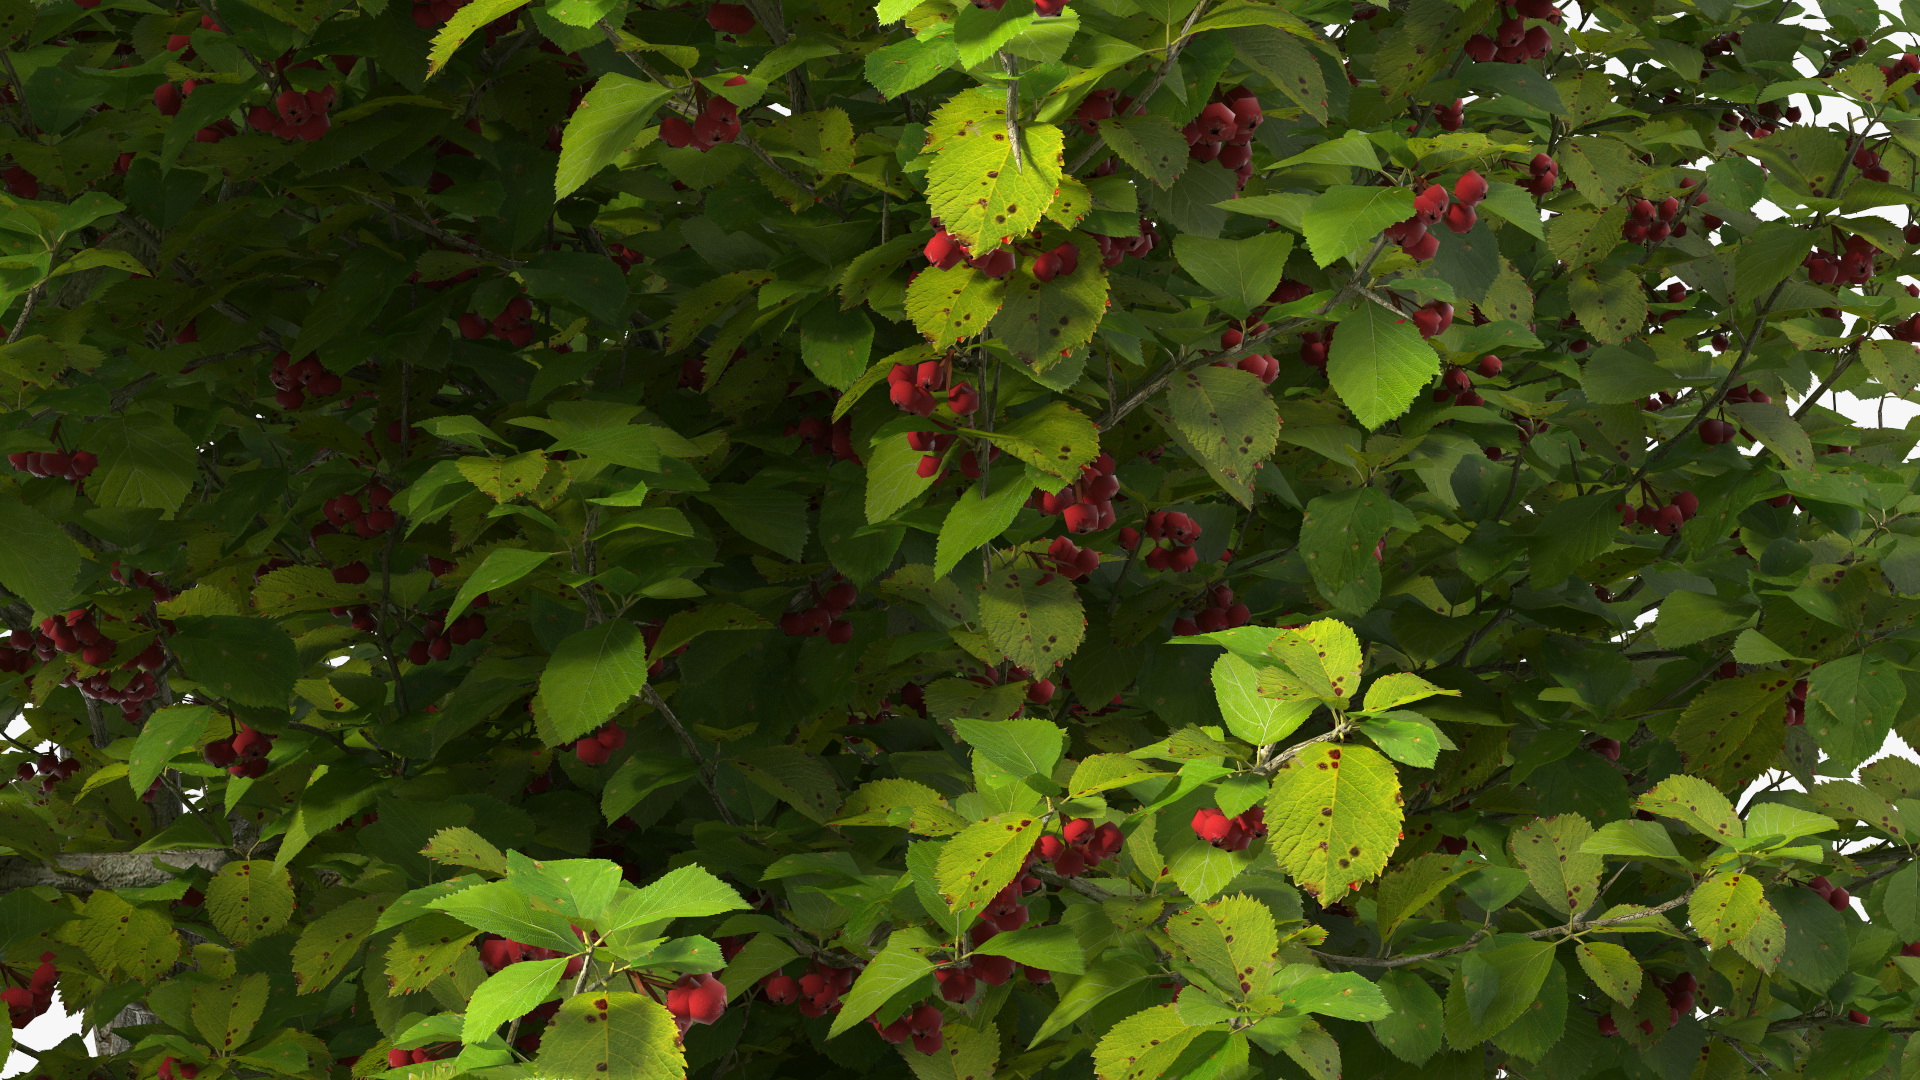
1089,218,1160,268
705,3,755,32
1615,489,1698,537
1430,98,1465,132
1463,0,1560,63
22,608,169,719
1807,874,1855,913
202,723,275,778
406,604,489,664
1171,584,1251,636
1297,326,1333,370
267,351,343,411
1803,235,1878,286
1037,535,1100,584
1035,815,1124,877
784,415,859,463
778,579,858,642
1696,415,1740,446
1072,89,1133,133
1851,142,1893,184
157,1057,200,1080
246,88,336,142
1622,196,1686,244
458,295,538,347
1881,52,1920,86
1516,152,1559,196
659,97,743,152
1179,89,1265,190
1190,805,1268,851
574,724,625,765
1433,355,1500,407
1383,181,1451,262
871,1004,948,1054
1785,677,1809,727
664,972,727,1034
6,448,97,483
759,958,858,1018
1128,510,1202,572
1034,452,1119,534
1410,299,1454,339
12,752,81,794
886,357,972,417
318,484,397,540
2,954,59,1033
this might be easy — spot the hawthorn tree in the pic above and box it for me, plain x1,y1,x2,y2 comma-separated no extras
6,0,1920,1075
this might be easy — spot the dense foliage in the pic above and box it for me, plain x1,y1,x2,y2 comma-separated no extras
5,0,1920,1076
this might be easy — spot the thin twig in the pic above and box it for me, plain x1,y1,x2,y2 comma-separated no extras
1067,0,1213,176
1312,888,1695,969
358,196,523,268
644,685,738,827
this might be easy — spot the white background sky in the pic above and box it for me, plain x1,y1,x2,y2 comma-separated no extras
6,0,1920,1071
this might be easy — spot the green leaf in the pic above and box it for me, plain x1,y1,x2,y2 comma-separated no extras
1579,819,1685,862
1653,590,1754,649
800,303,874,391
1743,802,1838,842
1166,895,1278,1000
1689,871,1785,971
1265,742,1402,902
978,559,1086,672
1301,186,1416,267
1374,0,1491,101
533,992,685,1080
536,621,650,746
1727,401,1813,472
729,744,844,823
1097,114,1190,189
1213,652,1314,745
427,0,531,74
1362,672,1455,713
1068,754,1166,798
864,29,957,99
1031,955,1148,1047
1297,487,1402,615
1261,619,1363,706
1734,221,1816,305
1806,652,1906,774
970,922,1086,975
1574,942,1640,1005
127,704,211,799
1444,939,1555,1044
902,1020,999,1080
1234,25,1328,123
192,973,269,1051
1741,127,1849,199
924,106,1063,251
935,466,1043,578
1375,852,1474,942
522,251,629,326
1860,339,1920,399
1507,814,1603,917
292,894,386,995
556,74,672,199
1152,365,1281,507
604,865,748,935
1527,492,1620,586
987,400,1101,480
505,852,624,922
829,926,936,1036
1354,713,1454,768
866,416,943,521
1545,204,1626,268
1273,966,1393,1020
1093,1004,1217,1080
666,270,773,352
935,811,1044,919
953,717,1066,778
168,616,299,708
989,237,1110,368
905,261,1007,344
1568,264,1645,346
1637,774,1743,840
1174,231,1294,312
695,483,811,560
206,860,296,946
464,957,567,1044
1373,969,1445,1064
1326,299,1437,431
448,547,553,624
428,881,584,953
1672,674,1790,790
